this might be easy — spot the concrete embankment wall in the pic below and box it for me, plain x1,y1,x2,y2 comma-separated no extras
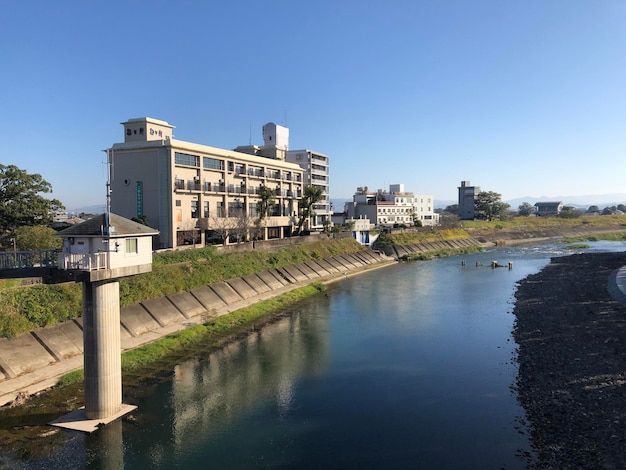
379,237,483,259
0,250,392,407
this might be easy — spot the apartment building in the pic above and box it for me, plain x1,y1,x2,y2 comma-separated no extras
109,118,304,249
345,184,439,227
235,122,332,231
285,148,331,230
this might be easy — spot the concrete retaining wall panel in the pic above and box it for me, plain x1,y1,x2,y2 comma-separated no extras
120,304,160,337
321,258,343,273
257,270,286,289
226,278,258,300
280,266,308,282
304,260,331,276
343,254,365,267
210,282,243,305
191,286,227,312
352,251,373,265
167,292,206,318
242,274,271,294
0,334,55,379
334,255,357,270
31,321,84,361
294,263,320,279
141,297,185,327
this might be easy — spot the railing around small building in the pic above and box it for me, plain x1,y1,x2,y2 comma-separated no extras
57,252,109,271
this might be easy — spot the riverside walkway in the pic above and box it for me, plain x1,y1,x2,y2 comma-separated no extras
0,250,394,407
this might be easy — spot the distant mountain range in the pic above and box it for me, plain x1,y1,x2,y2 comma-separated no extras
506,194,626,210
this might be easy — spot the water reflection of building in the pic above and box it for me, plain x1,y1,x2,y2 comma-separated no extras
171,310,330,447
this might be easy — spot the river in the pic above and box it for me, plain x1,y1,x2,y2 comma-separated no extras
6,241,626,469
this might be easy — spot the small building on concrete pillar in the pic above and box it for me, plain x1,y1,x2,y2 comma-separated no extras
57,213,158,282
50,213,158,431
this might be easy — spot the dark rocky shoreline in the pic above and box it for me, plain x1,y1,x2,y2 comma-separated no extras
513,251,626,469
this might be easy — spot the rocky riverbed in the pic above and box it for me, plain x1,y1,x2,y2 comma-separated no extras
513,251,626,469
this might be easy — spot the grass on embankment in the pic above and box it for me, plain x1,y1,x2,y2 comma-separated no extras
460,214,626,230
398,245,483,261
0,238,363,338
374,228,470,247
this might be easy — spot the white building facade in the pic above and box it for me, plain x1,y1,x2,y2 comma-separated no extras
109,118,304,249
345,184,439,227
285,148,331,230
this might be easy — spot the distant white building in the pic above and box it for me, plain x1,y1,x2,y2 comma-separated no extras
345,184,439,227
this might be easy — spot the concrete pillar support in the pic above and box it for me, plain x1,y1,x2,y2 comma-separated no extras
82,279,122,420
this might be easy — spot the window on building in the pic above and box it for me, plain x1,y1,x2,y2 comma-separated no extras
203,201,209,218
216,201,225,217
125,238,138,254
175,200,181,207
203,157,224,170
191,200,198,218
175,152,199,167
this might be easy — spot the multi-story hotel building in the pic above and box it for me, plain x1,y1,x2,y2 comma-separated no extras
345,184,439,227
109,118,304,249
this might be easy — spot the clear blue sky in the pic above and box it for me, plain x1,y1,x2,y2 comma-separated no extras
2,0,625,210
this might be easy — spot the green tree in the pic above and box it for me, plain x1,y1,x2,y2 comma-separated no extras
474,191,510,221
517,202,535,216
14,225,62,251
560,206,581,218
587,205,600,213
256,186,276,222
442,204,458,215
0,164,64,234
296,186,324,234
131,215,149,225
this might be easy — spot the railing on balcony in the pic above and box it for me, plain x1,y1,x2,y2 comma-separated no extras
57,252,109,271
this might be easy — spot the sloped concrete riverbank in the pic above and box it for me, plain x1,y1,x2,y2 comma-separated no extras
0,250,395,407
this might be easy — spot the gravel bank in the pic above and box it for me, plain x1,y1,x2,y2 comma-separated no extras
513,252,626,469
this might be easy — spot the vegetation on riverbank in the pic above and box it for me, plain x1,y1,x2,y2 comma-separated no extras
460,213,626,230
398,245,483,261
0,238,362,338
374,228,470,247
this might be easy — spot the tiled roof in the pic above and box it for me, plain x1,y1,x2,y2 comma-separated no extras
56,213,158,238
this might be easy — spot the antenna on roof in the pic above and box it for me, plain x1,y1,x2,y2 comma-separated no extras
102,148,113,237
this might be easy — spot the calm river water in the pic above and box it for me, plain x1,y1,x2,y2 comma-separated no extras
8,242,626,469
